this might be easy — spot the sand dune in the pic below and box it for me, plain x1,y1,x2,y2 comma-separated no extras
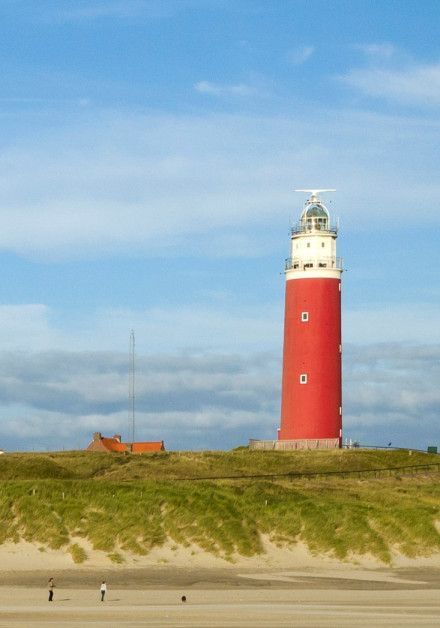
1,536,439,572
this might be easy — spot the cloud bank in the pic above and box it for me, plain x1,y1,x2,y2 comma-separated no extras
0,342,438,452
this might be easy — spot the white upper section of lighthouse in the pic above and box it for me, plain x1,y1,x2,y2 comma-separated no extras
285,190,342,280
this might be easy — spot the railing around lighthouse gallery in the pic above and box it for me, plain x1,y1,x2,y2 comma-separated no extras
285,256,343,271
291,222,338,236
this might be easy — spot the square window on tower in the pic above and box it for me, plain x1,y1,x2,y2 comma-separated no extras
301,312,309,322
299,374,307,384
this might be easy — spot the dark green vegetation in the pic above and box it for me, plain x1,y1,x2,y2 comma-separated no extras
0,449,439,564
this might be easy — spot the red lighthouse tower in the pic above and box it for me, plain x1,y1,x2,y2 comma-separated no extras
278,190,342,449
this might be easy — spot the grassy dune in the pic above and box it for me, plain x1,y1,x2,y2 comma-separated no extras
0,447,438,481
0,449,439,564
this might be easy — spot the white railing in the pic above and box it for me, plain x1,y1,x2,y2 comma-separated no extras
285,256,343,271
291,223,338,236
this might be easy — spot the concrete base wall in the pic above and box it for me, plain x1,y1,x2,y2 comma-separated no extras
249,438,340,451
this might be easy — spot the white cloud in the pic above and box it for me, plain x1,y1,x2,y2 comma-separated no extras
342,62,440,106
93,304,282,353
286,46,314,65
355,43,396,59
1,342,439,451
194,81,257,97
0,305,437,451
0,305,61,351
1,297,439,358
0,301,282,354
2,297,439,366
0,349,280,450
344,304,440,345
343,343,440,447
0,108,440,261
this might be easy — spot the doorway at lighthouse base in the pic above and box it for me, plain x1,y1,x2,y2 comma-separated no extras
249,438,340,451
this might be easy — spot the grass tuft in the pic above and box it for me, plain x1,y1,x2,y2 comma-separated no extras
108,551,124,564
69,543,87,564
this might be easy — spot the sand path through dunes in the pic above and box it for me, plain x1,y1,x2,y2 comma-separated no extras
1,581,440,627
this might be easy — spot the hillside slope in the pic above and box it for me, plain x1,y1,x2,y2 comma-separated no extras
0,447,438,480
0,449,439,565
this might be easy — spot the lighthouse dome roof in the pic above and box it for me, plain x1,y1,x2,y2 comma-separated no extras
303,203,328,218
298,201,331,232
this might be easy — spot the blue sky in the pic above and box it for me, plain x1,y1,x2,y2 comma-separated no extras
0,0,439,451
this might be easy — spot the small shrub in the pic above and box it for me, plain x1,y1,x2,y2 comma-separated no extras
69,543,87,564
108,551,124,564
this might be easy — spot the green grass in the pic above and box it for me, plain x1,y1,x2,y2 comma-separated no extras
108,551,125,564
68,543,87,564
0,447,438,481
0,449,439,564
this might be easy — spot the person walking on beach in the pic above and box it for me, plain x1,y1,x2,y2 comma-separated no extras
48,578,55,602
100,581,107,602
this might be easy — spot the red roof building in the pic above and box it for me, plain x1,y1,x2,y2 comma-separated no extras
87,432,165,453
131,441,165,453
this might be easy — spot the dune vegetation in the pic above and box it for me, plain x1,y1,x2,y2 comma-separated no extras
0,449,439,564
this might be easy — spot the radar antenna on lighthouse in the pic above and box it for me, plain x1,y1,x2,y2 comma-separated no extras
295,189,336,202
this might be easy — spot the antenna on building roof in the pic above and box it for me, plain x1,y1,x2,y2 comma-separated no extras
129,329,135,444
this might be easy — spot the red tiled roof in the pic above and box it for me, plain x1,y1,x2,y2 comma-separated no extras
131,441,164,453
87,434,165,453
101,438,128,453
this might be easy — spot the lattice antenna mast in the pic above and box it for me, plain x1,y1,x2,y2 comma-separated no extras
128,329,135,444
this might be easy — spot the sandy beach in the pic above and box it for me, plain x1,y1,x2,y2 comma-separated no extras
0,571,439,627
0,542,439,627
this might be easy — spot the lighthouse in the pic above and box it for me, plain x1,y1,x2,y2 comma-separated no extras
278,189,343,449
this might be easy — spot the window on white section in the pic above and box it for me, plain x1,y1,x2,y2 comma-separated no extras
306,242,310,248
300,374,307,384
301,312,309,322
321,242,325,247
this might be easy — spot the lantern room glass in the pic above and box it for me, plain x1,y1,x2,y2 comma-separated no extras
301,203,329,231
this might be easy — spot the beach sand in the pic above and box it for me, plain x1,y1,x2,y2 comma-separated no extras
0,571,439,627
2,535,440,572
0,541,439,626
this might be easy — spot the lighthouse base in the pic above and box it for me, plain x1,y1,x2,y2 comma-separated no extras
249,438,339,451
